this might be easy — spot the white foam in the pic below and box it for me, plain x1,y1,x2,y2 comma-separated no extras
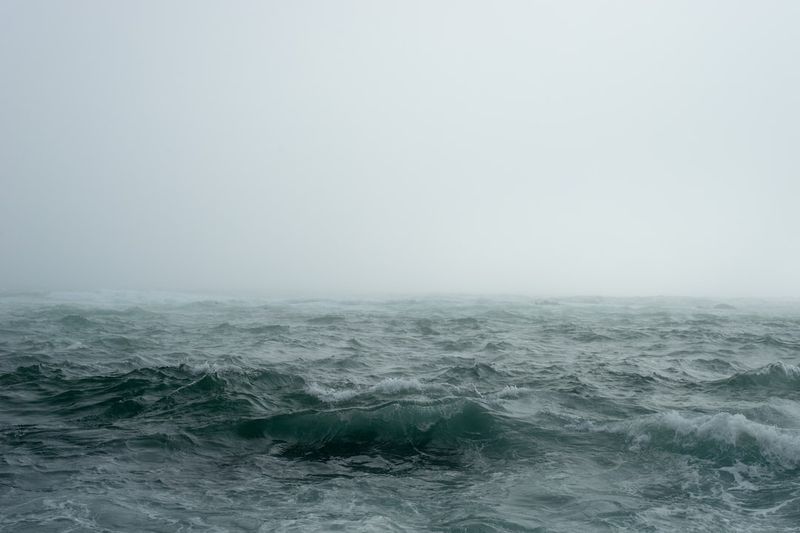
306,377,426,403
492,385,526,399
371,377,424,394
305,382,360,403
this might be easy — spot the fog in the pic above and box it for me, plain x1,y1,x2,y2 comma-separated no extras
1,1,798,297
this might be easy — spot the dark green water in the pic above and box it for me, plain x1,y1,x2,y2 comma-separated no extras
1,292,800,532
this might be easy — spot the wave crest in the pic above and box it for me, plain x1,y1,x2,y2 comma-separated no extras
306,377,428,403
718,362,800,389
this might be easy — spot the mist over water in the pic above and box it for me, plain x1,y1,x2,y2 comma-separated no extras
2,292,800,531
2,1,800,296
2,1,800,531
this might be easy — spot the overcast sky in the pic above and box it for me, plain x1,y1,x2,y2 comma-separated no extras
1,1,798,297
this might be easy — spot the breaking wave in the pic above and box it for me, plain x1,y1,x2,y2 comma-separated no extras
598,410,800,468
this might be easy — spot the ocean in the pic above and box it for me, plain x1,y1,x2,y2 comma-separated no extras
1,292,799,532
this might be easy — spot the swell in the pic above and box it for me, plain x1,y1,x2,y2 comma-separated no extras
723,334,800,351
219,398,504,461
209,322,290,336
0,363,308,425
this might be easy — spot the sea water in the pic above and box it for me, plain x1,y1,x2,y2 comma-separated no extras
1,292,799,531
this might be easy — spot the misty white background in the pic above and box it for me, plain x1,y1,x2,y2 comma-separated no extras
1,1,798,296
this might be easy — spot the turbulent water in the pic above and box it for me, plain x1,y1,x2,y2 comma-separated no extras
2,293,800,532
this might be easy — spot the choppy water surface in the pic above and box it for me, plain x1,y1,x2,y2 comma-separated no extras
2,292,800,532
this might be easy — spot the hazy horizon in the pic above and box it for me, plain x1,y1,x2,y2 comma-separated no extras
2,1,799,297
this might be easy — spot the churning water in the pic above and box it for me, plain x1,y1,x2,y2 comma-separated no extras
1,292,800,532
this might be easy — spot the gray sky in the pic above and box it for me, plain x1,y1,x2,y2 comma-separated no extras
1,1,798,297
